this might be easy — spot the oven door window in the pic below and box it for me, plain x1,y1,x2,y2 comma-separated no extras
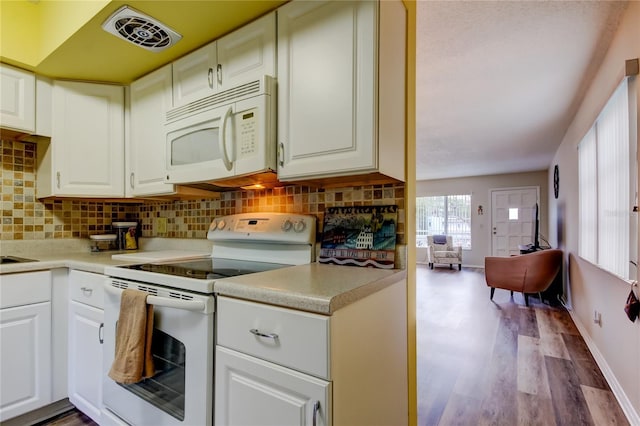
118,327,186,421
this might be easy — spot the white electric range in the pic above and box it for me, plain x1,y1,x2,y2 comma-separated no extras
101,212,316,426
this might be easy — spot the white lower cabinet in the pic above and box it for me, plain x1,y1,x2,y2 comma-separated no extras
216,277,409,426
216,296,331,426
216,347,330,426
0,271,52,422
67,270,104,424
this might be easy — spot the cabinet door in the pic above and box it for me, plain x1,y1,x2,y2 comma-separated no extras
216,346,331,426
129,65,174,196
68,301,103,424
0,64,36,132
52,81,125,197
172,42,217,107
0,302,52,422
217,12,276,90
277,1,376,180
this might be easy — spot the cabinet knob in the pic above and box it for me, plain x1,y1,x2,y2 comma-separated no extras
56,171,61,189
98,323,104,344
217,64,222,86
130,172,135,189
208,68,214,89
80,286,93,296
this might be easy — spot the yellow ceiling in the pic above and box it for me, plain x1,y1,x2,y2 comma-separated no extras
0,0,286,84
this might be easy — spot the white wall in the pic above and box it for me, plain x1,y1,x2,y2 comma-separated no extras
416,171,548,267
550,2,640,421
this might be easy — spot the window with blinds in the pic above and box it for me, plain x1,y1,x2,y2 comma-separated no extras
578,77,637,280
416,194,471,249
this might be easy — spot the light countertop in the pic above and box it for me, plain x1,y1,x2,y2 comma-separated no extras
1,239,406,314
214,263,406,314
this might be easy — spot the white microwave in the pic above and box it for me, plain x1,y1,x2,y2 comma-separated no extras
165,76,276,185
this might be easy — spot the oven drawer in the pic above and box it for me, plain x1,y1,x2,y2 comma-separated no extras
216,296,330,379
69,270,105,309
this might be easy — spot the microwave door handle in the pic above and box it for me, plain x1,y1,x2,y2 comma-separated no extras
219,106,233,171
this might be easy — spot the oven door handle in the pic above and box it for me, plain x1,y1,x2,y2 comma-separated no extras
105,284,207,312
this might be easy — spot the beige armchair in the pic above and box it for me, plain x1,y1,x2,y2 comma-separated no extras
427,235,462,270
484,249,563,306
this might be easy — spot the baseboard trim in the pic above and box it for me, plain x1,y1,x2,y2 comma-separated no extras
568,310,640,425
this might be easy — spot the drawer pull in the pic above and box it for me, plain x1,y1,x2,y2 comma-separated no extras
80,287,93,297
98,323,104,344
249,328,279,340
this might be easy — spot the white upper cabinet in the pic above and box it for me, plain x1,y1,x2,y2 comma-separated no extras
0,63,36,132
277,0,406,182
172,42,218,108
172,12,276,108
216,13,276,90
129,64,174,196
37,81,125,198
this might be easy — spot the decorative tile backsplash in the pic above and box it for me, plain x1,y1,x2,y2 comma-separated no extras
1,140,405,243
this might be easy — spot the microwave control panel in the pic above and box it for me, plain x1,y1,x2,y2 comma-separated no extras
237,109,257,158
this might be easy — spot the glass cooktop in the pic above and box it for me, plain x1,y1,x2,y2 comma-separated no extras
120,258,289,280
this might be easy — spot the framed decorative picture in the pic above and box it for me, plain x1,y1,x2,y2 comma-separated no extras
319,205,398,269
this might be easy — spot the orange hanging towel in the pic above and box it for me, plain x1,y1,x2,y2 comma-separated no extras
108,288,155,384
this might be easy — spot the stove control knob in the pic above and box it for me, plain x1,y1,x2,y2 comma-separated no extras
217,220,226,230
281,219,293,232
293,220,306,233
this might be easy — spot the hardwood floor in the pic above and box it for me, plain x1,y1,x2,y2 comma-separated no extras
417,264,629,426
35,409,96,426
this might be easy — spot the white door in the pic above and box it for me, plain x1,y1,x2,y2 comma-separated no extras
129,64,174,196
165,102,236,184
52,81,125,197
68,301,103,424
277,0,376,180
217,12,276,90
216,346,331,426
0,302,52,421
0,64,35,132
172,42,217,107
491,187,539,256
103,282,214,426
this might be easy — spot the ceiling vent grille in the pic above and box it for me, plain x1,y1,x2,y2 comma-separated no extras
102,6,181,52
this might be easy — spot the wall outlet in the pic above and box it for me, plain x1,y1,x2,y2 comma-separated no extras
157,217,167,234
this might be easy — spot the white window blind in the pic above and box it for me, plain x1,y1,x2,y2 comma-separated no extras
597,80,630,278
578,127,597,263
416,194,471,249
578,78,634,280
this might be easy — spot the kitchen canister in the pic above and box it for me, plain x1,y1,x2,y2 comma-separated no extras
89,234,117,252
112,221,139,250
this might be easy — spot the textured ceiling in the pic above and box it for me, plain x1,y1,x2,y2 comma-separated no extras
416,1,628,181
